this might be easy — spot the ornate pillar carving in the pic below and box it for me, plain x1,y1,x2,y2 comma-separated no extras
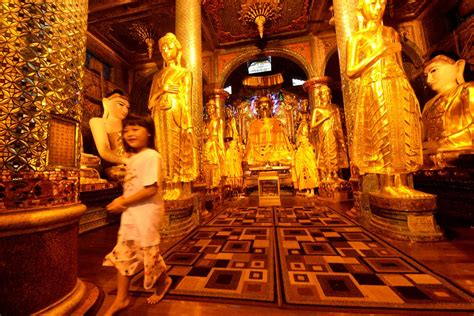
176,0,203,173
0,1,89,314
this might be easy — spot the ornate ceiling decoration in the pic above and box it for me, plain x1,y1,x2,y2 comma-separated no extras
86,0,437,62
203,0,311,45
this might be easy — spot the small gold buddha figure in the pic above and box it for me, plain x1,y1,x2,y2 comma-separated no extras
203,99,225,189
236,99,254,145
311,84,349,182
244,96,293,166
274,93,297,142
89,90,130,181
346,0,426,197
422,53,474,168
225,139,244,188
148,32,197,200
295,121,319,197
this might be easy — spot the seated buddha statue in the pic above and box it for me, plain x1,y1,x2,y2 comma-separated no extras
244,96,293,166
422,53,474,168
89,90,130,181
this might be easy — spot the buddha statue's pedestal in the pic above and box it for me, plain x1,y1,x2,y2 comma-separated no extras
160,194,201,239
369,192,443,241
318,179,352,202
258,171,281,207
244,165,292,191
414,167,474,227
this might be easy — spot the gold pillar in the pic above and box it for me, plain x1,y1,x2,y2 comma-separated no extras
176,0,203,174
0,1,89,314
303,77,321,116
332,0,359,160
309,34,325,77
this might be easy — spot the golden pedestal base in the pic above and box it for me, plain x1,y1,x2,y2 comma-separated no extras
160,194,200,239
318,179,352,202
369,192,444,242
0,204,91,314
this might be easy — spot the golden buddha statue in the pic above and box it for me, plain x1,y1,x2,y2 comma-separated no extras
236,99,254,145
225,139,244,188
295,121,319,196
224,106,241,144
223,106,244,188
244,96,293,166
346,0,425,197
311,84,349,182
203,99,225,189
148,32,197,200
274,93,297,142
89,90,130,181
422,54,474,168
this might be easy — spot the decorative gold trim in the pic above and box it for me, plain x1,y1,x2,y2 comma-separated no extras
0,204,86,237
32,279,86,315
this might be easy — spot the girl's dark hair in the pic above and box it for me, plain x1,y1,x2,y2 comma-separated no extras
122,114,156,152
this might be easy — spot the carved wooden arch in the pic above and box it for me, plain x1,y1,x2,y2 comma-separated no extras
217,47,313,88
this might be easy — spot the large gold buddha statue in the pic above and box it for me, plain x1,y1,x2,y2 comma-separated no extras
89,90,130,181
244,96,293,166
346,0,425,197
203,99,225,189
148,32,197,199
311,84,349,182
422,53,474,168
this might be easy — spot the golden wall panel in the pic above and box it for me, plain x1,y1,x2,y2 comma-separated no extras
0,1,88,172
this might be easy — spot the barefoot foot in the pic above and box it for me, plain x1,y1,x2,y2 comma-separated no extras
147,276,172,304
104,297,130,316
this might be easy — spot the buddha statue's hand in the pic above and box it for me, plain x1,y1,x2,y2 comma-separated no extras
164,84,179,94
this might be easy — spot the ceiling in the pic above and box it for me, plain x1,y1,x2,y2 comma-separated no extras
87,0,442,64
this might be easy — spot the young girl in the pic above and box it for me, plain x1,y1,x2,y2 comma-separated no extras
103,114,172,315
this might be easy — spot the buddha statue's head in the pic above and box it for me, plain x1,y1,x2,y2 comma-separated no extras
207,99,218,118
424,54,466,95
318,85,332,106
158,33,182,65
256,96,272,119
225,106,234,119
358,0,386,23
102,90,129,121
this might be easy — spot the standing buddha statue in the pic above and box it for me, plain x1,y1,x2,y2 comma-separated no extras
346,0,426,197
311,84,348,182
295,119,319,196
148,33,197,200
203,99,225,189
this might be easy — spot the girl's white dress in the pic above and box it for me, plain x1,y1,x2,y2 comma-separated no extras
103,148,166,289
